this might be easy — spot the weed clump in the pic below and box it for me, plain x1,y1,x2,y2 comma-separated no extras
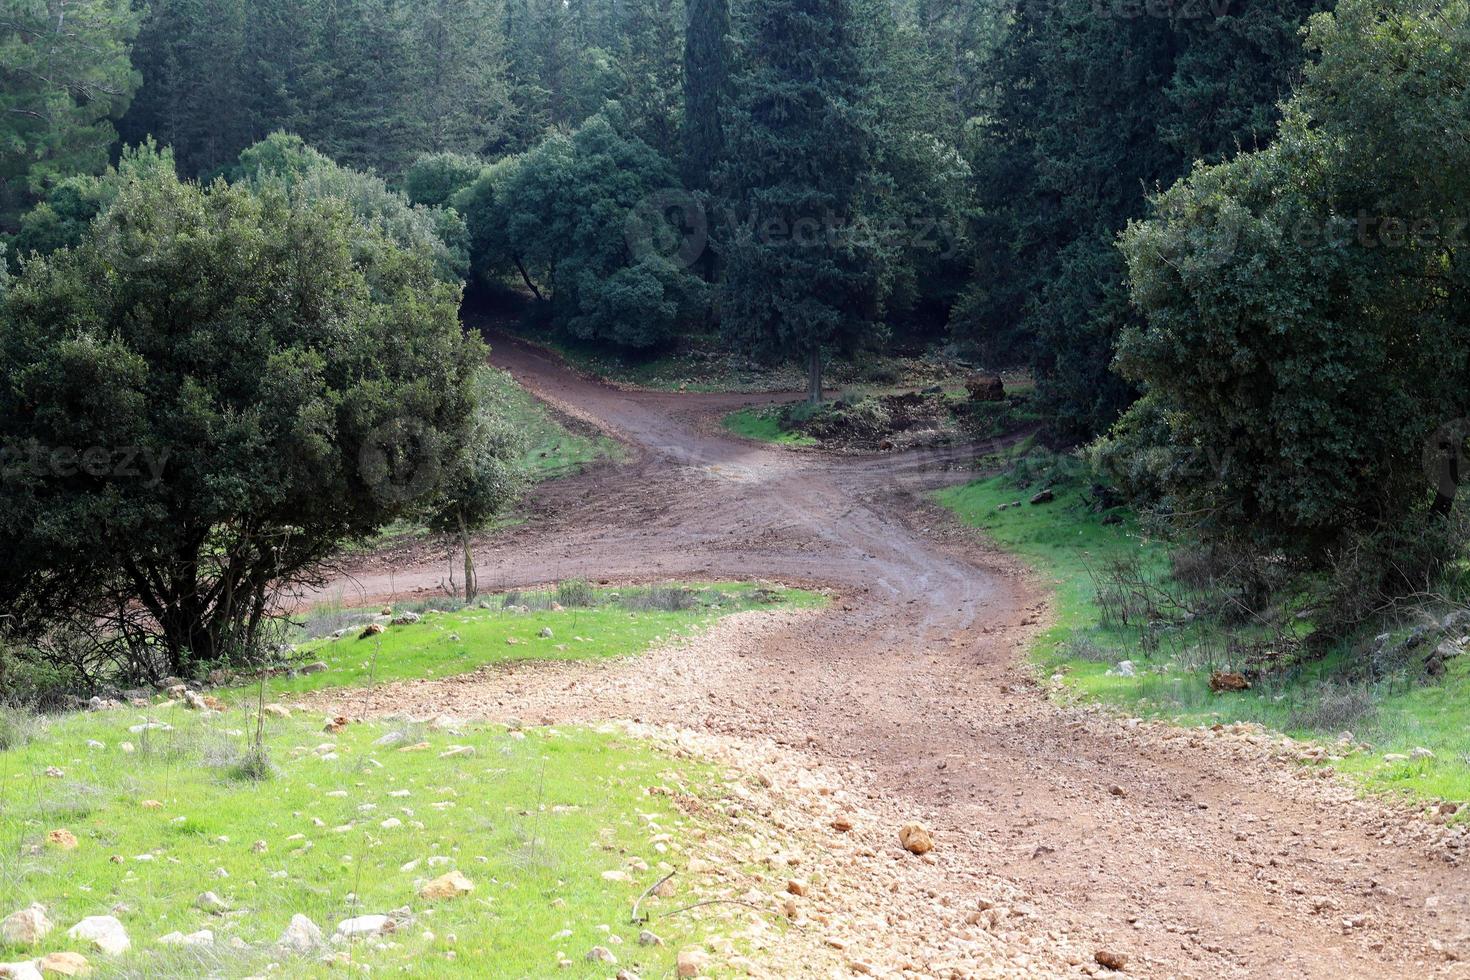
556,580,597,608
617,587,699,612
0,705,38,750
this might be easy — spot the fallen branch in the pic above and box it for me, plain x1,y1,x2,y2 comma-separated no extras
631,871,676,924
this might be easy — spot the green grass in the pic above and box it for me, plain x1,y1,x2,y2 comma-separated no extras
937,472,1470,806
483,367,621,481
266,583,825,701
0,707,752,978
721,407,817,446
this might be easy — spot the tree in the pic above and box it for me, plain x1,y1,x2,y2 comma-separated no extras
7,141,176,261
1106,0,1470,558
405,152,487,209
955,0,1324,440
0,0,142,228
0,162,484,679
460,114,706,348
681,0,728,191
403,0,514,159
719,0,887,402
117,0,251,178
421,369,526,602
234,133,470,284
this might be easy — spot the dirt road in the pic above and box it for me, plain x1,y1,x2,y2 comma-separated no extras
324,332,1470,978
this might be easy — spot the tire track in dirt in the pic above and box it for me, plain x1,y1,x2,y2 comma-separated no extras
320,330,1470,978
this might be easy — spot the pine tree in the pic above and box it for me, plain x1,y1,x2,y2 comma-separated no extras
719,0,886,402
405,0,513,157
0,0,143,227
681,0,728,190
120,0,251,178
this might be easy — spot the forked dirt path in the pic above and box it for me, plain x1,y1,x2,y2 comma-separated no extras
320,332,1470,978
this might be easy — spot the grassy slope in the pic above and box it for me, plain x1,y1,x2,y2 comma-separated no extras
937,475,1470,805
269,584,824,701
484,367,621,481
721,408,817,446
0,709,738,978
1,583,824,977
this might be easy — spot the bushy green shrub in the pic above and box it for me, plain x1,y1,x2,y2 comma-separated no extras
237,133,469,283
404,152,486,209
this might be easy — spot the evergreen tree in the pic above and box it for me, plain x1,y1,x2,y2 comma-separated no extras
681,0,728,190
0,0,142,228
956,0,1325,440
720,0,887,402
405,0,513,157
120,0,251,178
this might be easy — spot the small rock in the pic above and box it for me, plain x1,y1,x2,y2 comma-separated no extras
419,871,475,901
830,814,855,832
391,612,421,626
898,822,933,855
335,915,394,939
1095,949,1127,971
67,916,130,956
279,914,324,952
44,768,64,779
195,892,230,914
637,930,663,947
262,704,291,719
46,830,78,851
38,952,91,977
1410,747,1436,760
1108,785,1126,798
585,946,617,964
301,661,330,674
159,929,213,947
1,906,52,945
676,949,710,977
1029,489,1055,505
438,746,475,759
1209,671,1251,693
0,961,43,980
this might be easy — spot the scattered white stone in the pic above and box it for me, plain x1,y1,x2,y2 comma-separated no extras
335,915,393,939
195,892,230,914
1107,660,1137,678
586,946,617,964
0,960,43,980
1411,747,1436,760
1,905,52,945
67,915,130,956
159,929,214,947
278,914,324,953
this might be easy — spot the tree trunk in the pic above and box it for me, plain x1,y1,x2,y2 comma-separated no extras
459,511,477,603
1429,428,1464,518
514,256,544,302
807,348,823,405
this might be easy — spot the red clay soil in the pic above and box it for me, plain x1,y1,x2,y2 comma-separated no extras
318,331,1470,978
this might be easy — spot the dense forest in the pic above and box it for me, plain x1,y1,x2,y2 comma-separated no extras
1,0,1467,675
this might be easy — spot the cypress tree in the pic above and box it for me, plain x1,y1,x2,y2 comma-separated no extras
681,0,728,190
719,0,886,403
